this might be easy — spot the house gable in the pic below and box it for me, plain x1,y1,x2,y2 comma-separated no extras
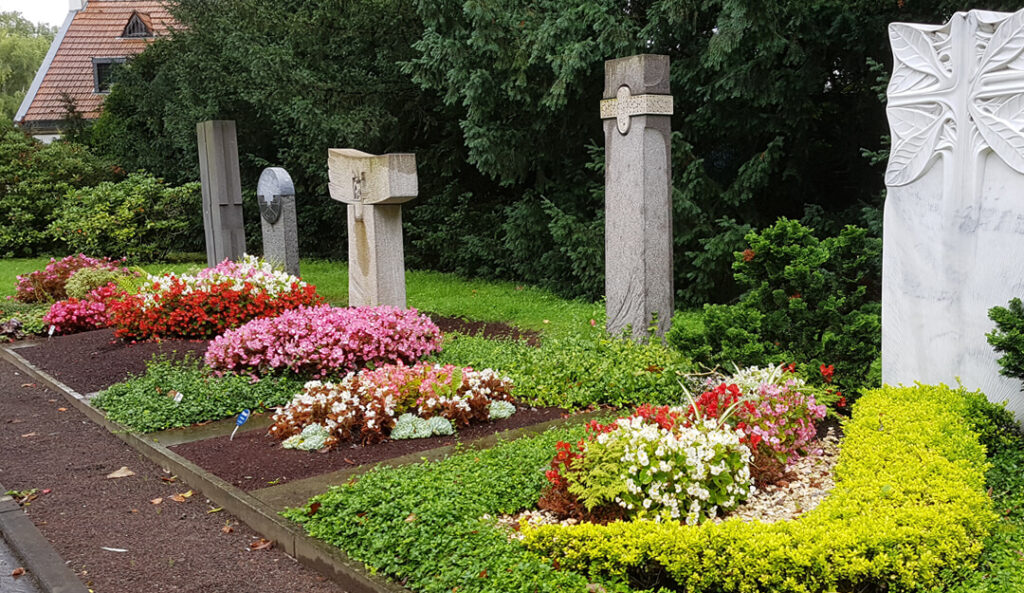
14,1,175,134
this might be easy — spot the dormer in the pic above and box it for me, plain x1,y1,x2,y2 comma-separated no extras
122,11,153,38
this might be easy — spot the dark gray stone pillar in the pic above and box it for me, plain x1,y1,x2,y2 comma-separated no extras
197,120,246,266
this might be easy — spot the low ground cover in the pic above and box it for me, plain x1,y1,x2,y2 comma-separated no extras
93,356,305,432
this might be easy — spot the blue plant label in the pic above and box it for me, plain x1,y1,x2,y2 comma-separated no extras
236,409,251,427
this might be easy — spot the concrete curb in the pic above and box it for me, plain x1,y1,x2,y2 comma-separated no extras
1,346,597,593
0,485,90,593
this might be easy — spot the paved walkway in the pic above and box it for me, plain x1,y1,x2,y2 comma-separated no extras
0,535,42,593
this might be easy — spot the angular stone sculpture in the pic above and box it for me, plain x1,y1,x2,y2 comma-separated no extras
327,149,417,308
257,167,300,277
883,9,1024,416
197,120,246,266
600,54,674,340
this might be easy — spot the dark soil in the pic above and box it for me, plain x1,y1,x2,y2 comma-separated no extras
16,329,208,394
427,313,541,346
15,314,537,394
172,406,568,491
0,360,345,593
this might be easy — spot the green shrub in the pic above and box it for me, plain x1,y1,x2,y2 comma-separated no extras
0,123,119,256
284,423,618,593
432,328,694,409
93,356,304,432
48,173,202,262
668,219,881,396
523,384,996,592
64,267,133,299
987,298,1024,391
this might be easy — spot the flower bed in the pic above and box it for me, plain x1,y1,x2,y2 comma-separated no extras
269,362,515,446
523,384,996,592
108,255,322,340
14,254,129,303
43,282,126,335
205,305,442,379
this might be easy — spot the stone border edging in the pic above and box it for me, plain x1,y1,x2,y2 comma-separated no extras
0,484,90,593
0,345,604,593
0,345,408,593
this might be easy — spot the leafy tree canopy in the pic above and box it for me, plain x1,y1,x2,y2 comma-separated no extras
0,12,55,121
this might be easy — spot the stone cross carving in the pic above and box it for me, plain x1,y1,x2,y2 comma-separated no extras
197,120,246,266
600,54,674,340
257,167,300,278
883,8,1024,417
327,149,417,308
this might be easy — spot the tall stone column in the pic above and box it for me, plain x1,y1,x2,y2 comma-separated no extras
600,54,674,340
197,120,246,266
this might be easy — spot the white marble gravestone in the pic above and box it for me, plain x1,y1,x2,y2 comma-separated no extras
884,8,1024,416
600,54,674,340
327,149,417,308
257,167,300,278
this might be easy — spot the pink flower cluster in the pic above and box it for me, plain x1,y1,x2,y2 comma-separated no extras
205,305,443,379
15,254,128,303
741,381,825,464
43,283,126,335
269,362,515,446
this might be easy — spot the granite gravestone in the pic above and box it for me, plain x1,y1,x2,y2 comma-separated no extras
884,8,1024,417
327,149,417,308
600,54,674,340
257,167,300,277
197,120,246,266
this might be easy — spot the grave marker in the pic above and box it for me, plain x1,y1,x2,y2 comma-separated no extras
600,54,674,340
257,167,300,277
327,149,417,308
883,8,1024,416
196,120,246,266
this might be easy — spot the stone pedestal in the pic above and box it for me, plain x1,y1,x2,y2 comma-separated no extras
257,167,300,277
197,120,246,266
883,9,1024,417
327,149,417,308
600,54,674,340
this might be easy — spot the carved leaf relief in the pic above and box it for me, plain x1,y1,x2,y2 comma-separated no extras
972,105,1024,173
886,111,947,186
889,24,947,83
978,10,1024,74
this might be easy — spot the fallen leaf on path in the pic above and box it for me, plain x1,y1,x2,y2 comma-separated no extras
41,489,51,495
160,476,177,484
21,432,36,438
206,507,222,514
106,467,135,479
221,524,234,534
169,490,193,503
20,383,35,388
249,538,272,551
57,407,67,412
11,567,24,578
150,497,162,505
100,547,128,553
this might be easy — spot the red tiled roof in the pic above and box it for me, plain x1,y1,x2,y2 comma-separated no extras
20,1,175,124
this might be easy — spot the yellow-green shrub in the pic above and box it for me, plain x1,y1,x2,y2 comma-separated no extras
524,384,996,592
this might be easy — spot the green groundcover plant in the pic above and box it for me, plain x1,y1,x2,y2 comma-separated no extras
93,356,304,432
432,326,696,409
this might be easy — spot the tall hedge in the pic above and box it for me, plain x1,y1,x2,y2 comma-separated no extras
91,0,1023,303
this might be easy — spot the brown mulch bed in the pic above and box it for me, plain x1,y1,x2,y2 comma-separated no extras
0,360,345,593
14,313,537,394
171,406,568,491
16,329,208,394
